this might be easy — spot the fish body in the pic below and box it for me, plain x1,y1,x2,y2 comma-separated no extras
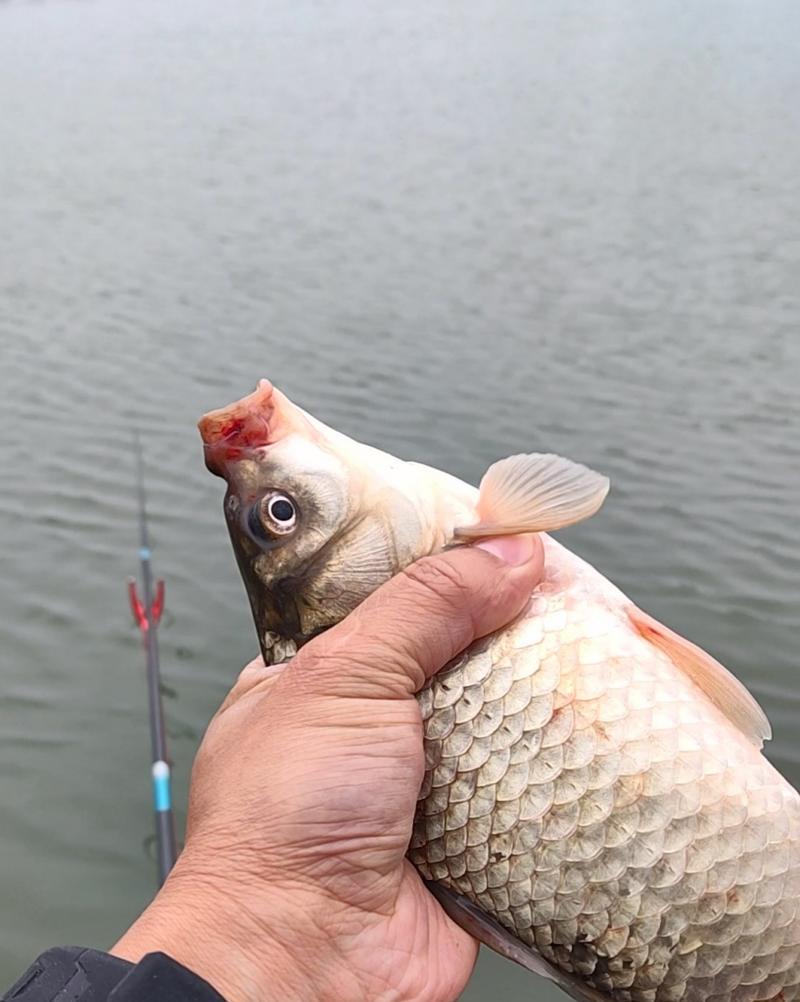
198,381,800,1002
412,534,800,1002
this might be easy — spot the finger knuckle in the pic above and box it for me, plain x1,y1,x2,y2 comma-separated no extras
400,554,475,611
306,644,413,697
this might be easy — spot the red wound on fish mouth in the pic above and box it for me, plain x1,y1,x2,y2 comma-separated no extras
198,379,280,476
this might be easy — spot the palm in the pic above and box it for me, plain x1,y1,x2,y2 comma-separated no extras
279,696,478,1001
344,863,477,1002
192,683,478,1002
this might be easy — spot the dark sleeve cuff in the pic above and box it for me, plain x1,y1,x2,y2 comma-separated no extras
3,947,228,1002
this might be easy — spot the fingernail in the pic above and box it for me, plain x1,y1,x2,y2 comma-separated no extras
475,534,535,566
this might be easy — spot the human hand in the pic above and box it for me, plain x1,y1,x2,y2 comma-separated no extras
113,534,544,1002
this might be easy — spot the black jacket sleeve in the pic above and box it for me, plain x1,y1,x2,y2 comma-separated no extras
3,947,228,1001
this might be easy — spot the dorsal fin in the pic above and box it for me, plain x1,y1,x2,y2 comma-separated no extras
628,606,771,747
454,453,609,539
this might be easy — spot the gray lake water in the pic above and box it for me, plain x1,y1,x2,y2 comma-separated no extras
1,0,799,997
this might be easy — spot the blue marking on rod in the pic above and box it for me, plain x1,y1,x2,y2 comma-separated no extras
139,546,152,561
152,760,172,812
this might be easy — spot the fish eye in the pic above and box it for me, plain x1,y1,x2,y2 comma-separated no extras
261,491,298,534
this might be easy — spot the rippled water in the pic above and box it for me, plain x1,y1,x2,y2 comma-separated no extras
1,0,799,997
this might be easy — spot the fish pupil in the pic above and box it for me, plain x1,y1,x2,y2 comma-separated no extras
270,498,295,522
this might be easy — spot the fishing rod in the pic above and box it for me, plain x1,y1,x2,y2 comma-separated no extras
127,432,177,886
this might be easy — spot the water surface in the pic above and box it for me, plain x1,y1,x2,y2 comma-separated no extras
1,1,799,997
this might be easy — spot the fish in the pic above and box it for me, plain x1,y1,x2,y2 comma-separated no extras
198,378,800,1002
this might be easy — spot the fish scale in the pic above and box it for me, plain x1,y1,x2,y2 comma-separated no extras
410,539,800,1002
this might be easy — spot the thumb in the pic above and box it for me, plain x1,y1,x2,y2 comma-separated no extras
289,534,545,700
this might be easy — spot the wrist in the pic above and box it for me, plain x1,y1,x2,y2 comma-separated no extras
110,853,366,1002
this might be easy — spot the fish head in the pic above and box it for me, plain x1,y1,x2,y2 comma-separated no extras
198,380,478,663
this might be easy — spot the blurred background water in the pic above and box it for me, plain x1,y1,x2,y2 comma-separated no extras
1,0,798,997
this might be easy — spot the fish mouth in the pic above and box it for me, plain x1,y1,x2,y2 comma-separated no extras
198,378,278,477
198,378,317,478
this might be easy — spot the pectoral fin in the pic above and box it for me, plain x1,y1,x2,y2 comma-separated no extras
627,606,771,747
427,881,610,1002
454,453,609,539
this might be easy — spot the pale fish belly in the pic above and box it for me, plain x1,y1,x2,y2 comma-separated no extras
409,544,800,1002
